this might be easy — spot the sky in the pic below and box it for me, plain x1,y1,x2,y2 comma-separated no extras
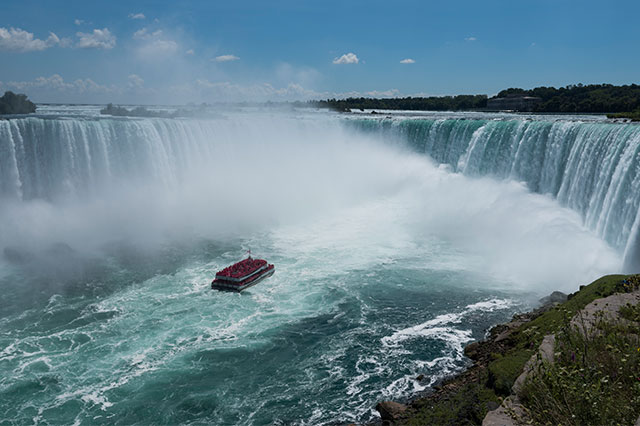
0,0,639,104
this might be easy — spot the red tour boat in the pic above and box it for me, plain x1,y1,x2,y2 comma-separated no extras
211,254,275,292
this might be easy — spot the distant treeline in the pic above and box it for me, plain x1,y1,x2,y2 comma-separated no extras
0,91,36,115
497,84,640,113
101,103,173,118
312,95,488,112
607,110,640,121
100,103,221,119
314,84,640,114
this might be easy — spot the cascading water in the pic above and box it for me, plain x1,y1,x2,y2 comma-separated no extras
0,116,228,201
0,109,629,424
349,117,640,271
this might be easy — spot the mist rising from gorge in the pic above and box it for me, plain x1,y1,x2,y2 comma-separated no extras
0,112,621,293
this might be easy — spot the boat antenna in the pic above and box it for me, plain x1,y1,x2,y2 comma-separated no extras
247,249,252,259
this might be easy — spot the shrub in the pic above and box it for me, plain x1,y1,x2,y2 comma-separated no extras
520,311,640,425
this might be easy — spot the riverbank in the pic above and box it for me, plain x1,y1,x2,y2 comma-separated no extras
607,110,640,121
373,274,640,425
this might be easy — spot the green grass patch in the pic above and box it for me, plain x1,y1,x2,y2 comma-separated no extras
482,275,630,393
487,350,534,396
507,274,630,346
620,303,640,322
520,312,640,425
406,372,500,426
607,110,640,121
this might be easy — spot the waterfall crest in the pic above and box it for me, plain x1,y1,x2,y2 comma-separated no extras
351,118,640,269
1,115,639,270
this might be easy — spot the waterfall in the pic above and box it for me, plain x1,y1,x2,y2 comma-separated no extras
1,114,639,271
0,116,250,201
350,117,640,270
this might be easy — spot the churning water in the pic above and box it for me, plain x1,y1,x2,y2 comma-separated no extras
0,108,632,424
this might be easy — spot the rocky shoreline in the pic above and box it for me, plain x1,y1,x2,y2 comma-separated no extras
370,274,640,425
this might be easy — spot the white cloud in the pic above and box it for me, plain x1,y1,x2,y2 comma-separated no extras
74,19,85,26
127,74,144,89
177,79,402,103
465,36,477,41
2,74,116,100
188,79,324,101
185,49,194,55
7,75,319,103
400,58,415,64
0,27,62,52
364,89,401,97
133,28,178,58
143,39,178,55
1,71,407,104
215,54,240,62
133,28,163,40
332,52,359,64
129,13,146,20
275,63,321,88
133,28,148,39
76,28,116,49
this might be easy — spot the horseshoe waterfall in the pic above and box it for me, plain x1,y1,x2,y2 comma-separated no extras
0,109,635,425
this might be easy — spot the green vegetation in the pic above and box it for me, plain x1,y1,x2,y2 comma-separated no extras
607,109,640,121
314,83,640,113
101,103,172,118
100,103,220,119
521,311,640,425
487,350,533,396
312,95,488,112
0,91,36,115
407,378,500,426
483,274,631,391
400,274,637,425
620,302,640,322
497,84,640,113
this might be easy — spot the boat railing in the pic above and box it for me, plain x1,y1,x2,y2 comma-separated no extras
215,264,268,282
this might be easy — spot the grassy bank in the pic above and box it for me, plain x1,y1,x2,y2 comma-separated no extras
397,274,638,425
607,110,640,121
521,301,640,425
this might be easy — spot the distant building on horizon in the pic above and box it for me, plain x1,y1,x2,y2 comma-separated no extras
486,94,542,112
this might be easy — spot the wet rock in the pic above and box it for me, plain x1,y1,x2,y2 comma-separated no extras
494,320,525,343
513,334,556,394
539,291,567,306
46,242,75,257
464,341,480,360
415,374,424,381
482,396,524,426
485,401,499,411
376,401,407,422
3,247,34,264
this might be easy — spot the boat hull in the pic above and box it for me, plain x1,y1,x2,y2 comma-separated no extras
211,267,275,292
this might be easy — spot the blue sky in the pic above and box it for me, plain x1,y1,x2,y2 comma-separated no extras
0,0,639,103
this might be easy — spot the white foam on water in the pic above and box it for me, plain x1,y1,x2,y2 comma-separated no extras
372,298,518,405
466,298,514,311
382,298,513,347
